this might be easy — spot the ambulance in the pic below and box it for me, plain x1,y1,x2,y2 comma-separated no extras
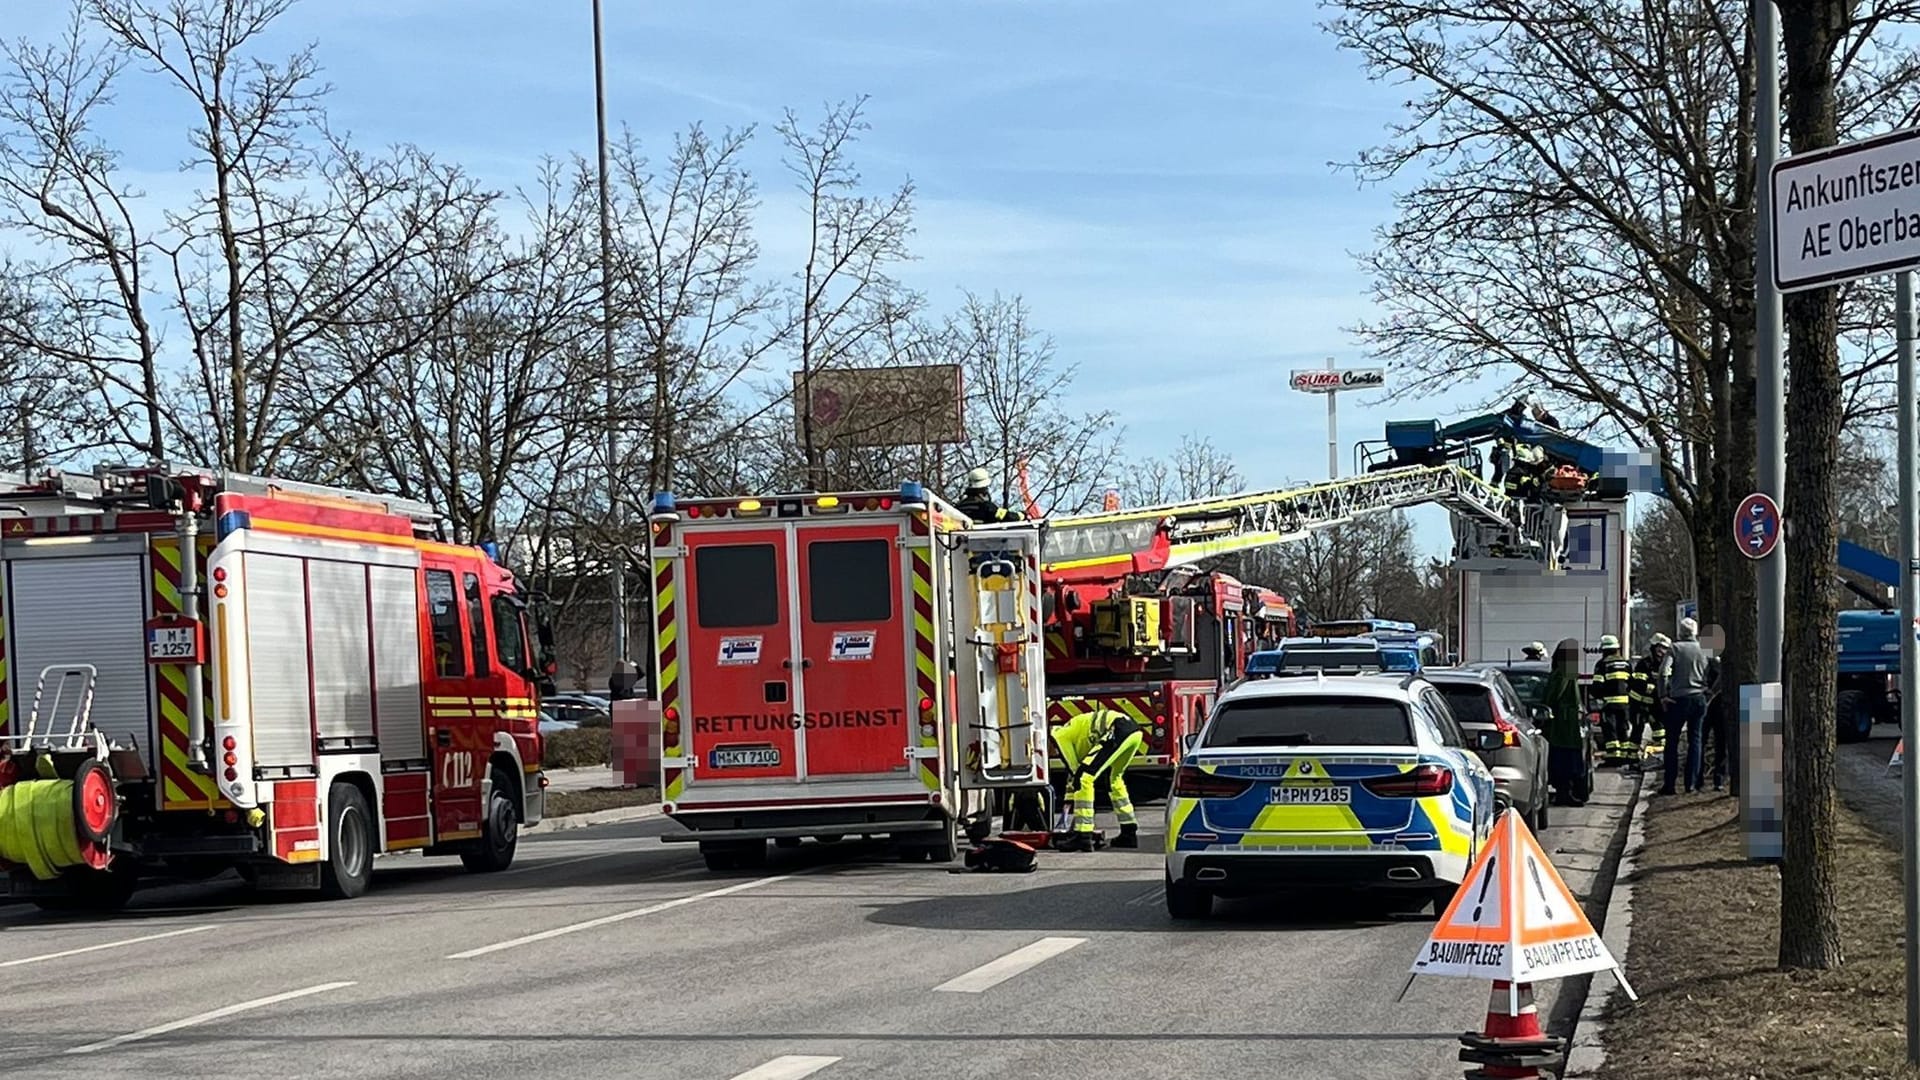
647,483,1049,871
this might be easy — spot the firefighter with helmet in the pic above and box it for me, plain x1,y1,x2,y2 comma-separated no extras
1522,641,1547,661
1050,707,1145,851
1593,634,1634,762
955,466,1019,524
1630,634,1672,768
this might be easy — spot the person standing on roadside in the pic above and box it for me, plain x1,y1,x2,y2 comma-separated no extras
1626,634,1669,773
1543,637,1589,807
1659,618,1712,795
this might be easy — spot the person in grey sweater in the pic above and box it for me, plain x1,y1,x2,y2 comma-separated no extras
1659,618,1712,794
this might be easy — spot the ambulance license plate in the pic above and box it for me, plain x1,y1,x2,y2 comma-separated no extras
1269,783,1350,805
710,745,780,769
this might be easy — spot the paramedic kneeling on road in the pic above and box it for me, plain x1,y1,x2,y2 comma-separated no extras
1051,708,1145,851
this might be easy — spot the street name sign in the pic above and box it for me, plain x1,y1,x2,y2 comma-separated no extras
1773,126,1920,292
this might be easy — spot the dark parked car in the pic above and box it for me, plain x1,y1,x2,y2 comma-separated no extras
1467,660,1598,806
1424,667,1553,829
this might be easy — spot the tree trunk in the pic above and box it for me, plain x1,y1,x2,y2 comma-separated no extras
1776,0,1848,971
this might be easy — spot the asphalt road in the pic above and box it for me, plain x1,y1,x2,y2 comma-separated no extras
0,773,1636,1080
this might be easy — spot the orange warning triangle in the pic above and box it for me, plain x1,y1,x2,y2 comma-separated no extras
1408,807,1636,998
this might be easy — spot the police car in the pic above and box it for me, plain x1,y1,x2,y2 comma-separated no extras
1163,670,1499,919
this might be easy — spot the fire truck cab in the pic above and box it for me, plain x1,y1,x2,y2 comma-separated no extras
649,484,1048,871
0,466,556,910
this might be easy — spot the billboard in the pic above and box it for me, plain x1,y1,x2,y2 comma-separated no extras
792,364,965,448
1289,368,1386,393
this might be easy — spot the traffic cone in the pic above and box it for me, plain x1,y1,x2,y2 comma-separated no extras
1459,980,1562,1079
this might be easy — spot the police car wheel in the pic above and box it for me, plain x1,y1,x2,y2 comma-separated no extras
773,836,803,849
1428,886,1459,916
1165,874,1212,920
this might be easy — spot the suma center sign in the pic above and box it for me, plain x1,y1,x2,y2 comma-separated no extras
1290,368,1385,393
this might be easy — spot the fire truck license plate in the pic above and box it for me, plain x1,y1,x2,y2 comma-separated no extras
1269,783,1350,805
147,626,196,660
710,745,780,769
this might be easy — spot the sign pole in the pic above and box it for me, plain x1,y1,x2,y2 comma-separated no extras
1898,269,1920,1064
1755,0,1786,688
1327,390,1339,480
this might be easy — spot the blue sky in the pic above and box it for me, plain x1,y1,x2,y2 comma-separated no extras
5,0,1499,552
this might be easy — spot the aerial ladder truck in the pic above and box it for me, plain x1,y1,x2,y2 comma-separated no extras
977,460,1555,804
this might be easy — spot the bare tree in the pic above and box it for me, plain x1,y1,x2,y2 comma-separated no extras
0,12,162,459
938,291,1119,513
608,123,775,497
777,97,917,486
12,0,494,472
1324,0,1920,706
1774,0,1858,972
1122,434,1244,507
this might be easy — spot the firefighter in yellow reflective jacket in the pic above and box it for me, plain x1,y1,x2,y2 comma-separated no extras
1593,635,1635,763
1051,707,1145,851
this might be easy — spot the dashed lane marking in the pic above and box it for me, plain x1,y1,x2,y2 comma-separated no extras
445,874,792,959
728,1056,840,1080
933,936,1087,993
0,925,215,969
67,981,356,1055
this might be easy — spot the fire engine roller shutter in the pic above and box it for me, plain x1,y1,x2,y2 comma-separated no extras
7,555,151,752
243,552,315,768
369,564,424,763
307,559,375,745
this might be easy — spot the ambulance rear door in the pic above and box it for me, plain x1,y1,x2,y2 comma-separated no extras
678,524,801,785
792,517,916,782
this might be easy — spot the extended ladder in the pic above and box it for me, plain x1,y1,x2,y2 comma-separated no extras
1010,464,1553,577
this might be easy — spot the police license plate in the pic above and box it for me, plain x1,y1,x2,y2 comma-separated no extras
1269,783,1351,805
710,745,780,769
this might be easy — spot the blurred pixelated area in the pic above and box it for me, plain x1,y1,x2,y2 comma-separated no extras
1740,682,1784,861
613,698,661,788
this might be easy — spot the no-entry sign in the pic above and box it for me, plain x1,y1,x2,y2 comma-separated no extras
1735,492,1782,560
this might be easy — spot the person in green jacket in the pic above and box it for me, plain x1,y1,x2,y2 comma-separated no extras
1542,637,1591,807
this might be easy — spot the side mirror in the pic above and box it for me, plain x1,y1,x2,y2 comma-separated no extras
1475,729,1506,751
1182,732,1199,754
1531,705,1552,725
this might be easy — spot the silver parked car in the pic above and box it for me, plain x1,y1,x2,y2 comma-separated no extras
1423,667,1552,830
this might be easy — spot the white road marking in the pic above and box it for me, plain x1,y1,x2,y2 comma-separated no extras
446,874,791,959
933,936,1087,993
0,925,216,969
728,1056,840,1080
67,981,356,1055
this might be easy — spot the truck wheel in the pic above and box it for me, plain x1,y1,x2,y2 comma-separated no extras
1837,689,1876,743
1166,873,1212,920
460,773,520,874
900,820,959,863
34,862,138,914
700,840,766,872
319,782,374,900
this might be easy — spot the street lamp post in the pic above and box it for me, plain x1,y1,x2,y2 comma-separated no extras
591,0,632,692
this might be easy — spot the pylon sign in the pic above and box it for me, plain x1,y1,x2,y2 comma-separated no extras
1409,808,1636,998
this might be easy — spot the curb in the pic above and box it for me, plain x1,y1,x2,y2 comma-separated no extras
524,802,664,835
1561,772,1651,1079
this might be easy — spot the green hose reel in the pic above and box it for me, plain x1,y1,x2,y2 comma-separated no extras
0,757,117,881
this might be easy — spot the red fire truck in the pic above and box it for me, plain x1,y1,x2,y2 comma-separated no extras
1042,565,1294,798
0,466,555,910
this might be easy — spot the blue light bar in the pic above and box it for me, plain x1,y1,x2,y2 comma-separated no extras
898,481,928,507
650,492,677,515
